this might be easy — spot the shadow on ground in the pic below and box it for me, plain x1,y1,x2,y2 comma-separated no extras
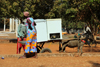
88,61,100,67
83,45,100,52
9,39,17,43
57,45,100,53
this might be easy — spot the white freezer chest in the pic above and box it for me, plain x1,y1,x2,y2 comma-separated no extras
34,18,62,42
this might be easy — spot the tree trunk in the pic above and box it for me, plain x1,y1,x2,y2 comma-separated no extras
95,24,98,35
96,26,98,34
93,24,98,35
93,24,95,35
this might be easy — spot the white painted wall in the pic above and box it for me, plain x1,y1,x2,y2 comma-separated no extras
15,19,18,37
9,18,12,32
12,18,14,31
4,18,6,31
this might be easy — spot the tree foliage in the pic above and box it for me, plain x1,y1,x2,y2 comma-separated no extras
0,0,54,19
78,0,100,33
0,0,100,34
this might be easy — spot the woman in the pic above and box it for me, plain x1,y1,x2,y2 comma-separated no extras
25,17,37,57
19,12,37,58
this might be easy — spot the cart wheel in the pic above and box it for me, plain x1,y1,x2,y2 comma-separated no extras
40,48,52,53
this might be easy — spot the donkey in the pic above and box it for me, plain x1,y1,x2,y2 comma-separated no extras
61,38,85,53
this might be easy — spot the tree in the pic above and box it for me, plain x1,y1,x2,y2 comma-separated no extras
0,0,54,19
1,0,100,34
78,0,100,34
46,0,81,28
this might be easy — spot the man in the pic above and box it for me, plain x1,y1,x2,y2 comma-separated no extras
84,25,92,35
84,25,92,38
17,21,27,54
84,25,92,46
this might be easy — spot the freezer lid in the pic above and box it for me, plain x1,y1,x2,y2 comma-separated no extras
34,19,46,22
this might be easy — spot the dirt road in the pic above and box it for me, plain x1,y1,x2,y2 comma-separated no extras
0,42,100,54
0,42,100,67
0,56,100,67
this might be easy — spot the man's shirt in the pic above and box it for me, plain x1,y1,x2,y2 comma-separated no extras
18,24,27,38
84,27,91,34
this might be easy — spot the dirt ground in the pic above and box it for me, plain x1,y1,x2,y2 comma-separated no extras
0,33,100,67
0,43,100,67
0,42,100,54
0,56,100,67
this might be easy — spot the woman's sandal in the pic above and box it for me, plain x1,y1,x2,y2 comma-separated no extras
32,56,38,58
18,55,26,59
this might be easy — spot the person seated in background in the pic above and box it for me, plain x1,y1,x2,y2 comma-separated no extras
17,20,27,54
74,34,77,38
74,33,81,38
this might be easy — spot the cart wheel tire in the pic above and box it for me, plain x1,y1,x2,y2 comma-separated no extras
40,48,52,53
